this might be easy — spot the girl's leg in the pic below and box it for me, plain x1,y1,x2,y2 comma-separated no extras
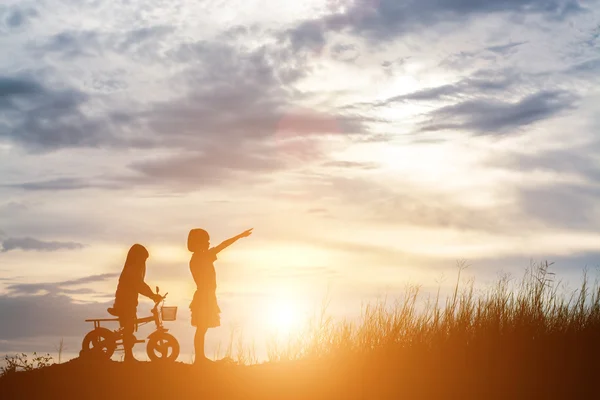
121,316,137,362
194,326,208,363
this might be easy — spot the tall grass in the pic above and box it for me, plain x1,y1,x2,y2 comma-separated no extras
258,261,600,366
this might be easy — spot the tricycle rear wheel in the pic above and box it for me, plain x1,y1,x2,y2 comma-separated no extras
81,327,117,359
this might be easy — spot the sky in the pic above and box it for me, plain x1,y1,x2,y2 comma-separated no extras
1,0,600,361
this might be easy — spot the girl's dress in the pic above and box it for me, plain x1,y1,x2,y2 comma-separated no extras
189,249,221,328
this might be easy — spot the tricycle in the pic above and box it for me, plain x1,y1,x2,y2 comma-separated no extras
80,287,179,362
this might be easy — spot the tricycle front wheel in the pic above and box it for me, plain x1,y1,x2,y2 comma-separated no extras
146,332,179,362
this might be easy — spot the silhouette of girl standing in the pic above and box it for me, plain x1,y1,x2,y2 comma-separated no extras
187,227,252,364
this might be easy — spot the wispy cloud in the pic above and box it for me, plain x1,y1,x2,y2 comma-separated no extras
419,90,577,135
1,237,85,252
0,75,126,150
285,0,585,49
0,292,111,341
4,273,118,296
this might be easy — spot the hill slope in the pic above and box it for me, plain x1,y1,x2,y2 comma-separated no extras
0,352,596,400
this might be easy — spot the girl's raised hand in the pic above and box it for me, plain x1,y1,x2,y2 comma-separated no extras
240,228,253,238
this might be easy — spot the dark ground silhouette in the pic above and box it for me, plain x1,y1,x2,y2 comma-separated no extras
0,348,596,400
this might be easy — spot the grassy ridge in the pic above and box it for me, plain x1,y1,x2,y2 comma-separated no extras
1,261,598,399
263,261,599,360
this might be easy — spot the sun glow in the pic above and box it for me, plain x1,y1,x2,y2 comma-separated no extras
263,294,308,335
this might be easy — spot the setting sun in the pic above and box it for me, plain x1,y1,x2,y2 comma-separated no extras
263,295,308,335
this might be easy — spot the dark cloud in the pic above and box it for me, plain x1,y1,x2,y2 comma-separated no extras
485,41,528,55
419,90,577,134
98,40,368,187
435,41,527,71
3,177,125,191
1,5,38,30
0,293,111,341
0,237,85,252
0,75,129,150
0,76,44,97
146,40,335,145
0,273,120,343
380,70,520,105
4,32,366,159
4,177,93,191
4,273,118,296
285,0,584,49
0,17,375,195
341,68,524,114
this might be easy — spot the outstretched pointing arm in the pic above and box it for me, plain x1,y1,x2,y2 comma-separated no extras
213,228,253,254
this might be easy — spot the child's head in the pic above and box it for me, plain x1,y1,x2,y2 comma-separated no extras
188,228,209,252
125,243,149,266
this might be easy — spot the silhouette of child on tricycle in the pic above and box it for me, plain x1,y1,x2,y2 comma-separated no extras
80,285,179,362
80,244,179,362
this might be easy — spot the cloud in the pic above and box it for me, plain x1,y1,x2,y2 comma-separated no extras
370,71,522,107
0,76,44,97
488,140,600,183
485,41,528,55
322,160,379,170
517,183,600,230
419,90,577,135
0,5,38,31
0,75,130,150
330,42,360,62
570,57,600,75
373,69,522,105
486,137,600,230
28,25,175,61
124,146,286,189
2,29,366,166
143,39,365,148
296,175,521,233
0,273,120,344
0,292,111,341
3,177,123,191
285,0,585,49
0,201,28,214
87,38,368,188
4,177,93,191
0,237,85,252
4,273,118,296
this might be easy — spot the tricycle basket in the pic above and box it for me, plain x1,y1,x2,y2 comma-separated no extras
161,306,177,321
